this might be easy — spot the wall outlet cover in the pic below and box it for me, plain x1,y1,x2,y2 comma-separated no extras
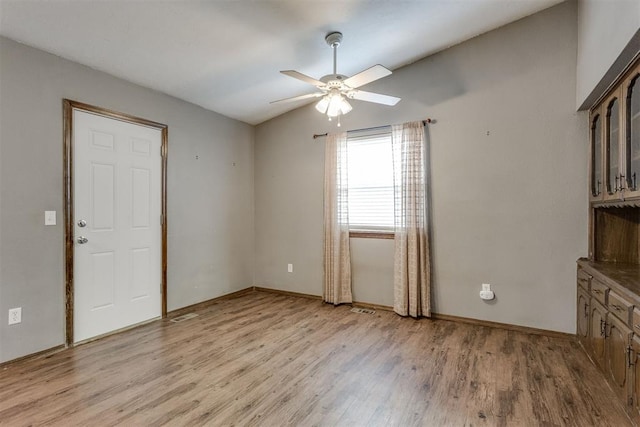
8,307,22,325
479,290,495,301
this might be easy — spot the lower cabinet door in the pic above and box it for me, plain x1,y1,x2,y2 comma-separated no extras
589,300,608,369
577,288,590,347
606,314,632,402
631,336,640,414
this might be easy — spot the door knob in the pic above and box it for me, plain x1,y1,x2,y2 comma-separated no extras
77,219,87,227
77,236,88,244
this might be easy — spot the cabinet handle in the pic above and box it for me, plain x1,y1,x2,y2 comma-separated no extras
629,346,634,368
632,173,637,191
615,176,619,192
620,174,625,191
600,319,606,337
611,304,622,311
593,289,602,294
596,180,601,196
584,305,589,318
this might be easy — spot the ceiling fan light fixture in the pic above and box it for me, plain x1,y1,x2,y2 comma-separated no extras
315,96,330,114
326,93,350,118
338,97,352,116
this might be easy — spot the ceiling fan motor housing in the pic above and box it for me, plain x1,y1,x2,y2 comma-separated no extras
321,74,348,87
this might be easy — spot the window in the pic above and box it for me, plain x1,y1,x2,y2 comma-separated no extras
345,129,394,233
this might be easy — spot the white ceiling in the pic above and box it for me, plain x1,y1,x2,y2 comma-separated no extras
0,0,563,125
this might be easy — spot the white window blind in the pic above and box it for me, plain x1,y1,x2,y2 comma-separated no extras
346,130,394,230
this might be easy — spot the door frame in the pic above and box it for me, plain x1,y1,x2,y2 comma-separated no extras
63,99,168,346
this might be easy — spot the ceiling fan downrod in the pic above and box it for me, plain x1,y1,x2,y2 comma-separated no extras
325,32,342,76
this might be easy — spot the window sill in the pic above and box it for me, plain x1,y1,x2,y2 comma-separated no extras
349,230,395,239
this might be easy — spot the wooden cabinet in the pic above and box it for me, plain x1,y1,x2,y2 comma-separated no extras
580,55,640,422
577,261,640,420
590,61,640,204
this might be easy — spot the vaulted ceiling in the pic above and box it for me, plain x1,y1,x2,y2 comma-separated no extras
0,0,563,125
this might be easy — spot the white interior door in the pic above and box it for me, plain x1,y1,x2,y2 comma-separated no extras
73,109,162,343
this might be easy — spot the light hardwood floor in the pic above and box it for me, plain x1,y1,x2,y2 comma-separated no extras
0,291,633,426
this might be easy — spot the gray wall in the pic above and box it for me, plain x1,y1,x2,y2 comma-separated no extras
0,37,255,363
576,0,640,109
255,1,587,333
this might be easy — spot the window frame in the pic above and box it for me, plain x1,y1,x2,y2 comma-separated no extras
349,230,395,239
344,128,395,239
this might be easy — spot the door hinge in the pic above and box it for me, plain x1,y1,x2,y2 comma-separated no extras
161,214,164,225
160,144,167,157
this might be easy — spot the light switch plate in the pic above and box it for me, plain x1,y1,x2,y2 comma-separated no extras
45,210,56,226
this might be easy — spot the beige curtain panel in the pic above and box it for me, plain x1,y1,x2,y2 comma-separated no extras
323,132,353,305
392,121,431,318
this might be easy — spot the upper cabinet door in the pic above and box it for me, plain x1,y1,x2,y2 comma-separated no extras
590,107,604,202
589,57,640,205
604,89,623,201
623,65,640,200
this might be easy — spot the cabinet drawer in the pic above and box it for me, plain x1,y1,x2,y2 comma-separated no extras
577,269,592,291
590,279,609,305
608,290,633,326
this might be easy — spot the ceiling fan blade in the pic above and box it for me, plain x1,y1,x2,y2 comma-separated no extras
270,92,324,104
344,65,392,89
280,70,325,87
350,90,401,106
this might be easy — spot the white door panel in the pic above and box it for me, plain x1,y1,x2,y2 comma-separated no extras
73,110,161,343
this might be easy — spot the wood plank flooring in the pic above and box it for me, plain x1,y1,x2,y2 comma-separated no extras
0,291,633,426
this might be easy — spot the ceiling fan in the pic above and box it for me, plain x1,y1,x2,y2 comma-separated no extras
271,32,400,123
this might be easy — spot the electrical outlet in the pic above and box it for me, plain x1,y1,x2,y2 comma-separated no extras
287,263,293,273
8,307,22,325
480,283,495,301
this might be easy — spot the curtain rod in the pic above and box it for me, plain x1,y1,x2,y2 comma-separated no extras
312,118,432,139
